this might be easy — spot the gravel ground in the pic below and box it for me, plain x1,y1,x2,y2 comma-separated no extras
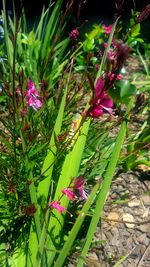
92,170,150,267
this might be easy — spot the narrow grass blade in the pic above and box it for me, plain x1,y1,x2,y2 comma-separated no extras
53,182,100,267
95,18,119,83
42,119,91,266
113,246,136,267
40,0,63,60
76,99,134,267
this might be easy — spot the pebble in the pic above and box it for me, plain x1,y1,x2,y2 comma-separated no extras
128,199,141,207
137,224,150,233
87,252,99,262
142,208,149,218
141,195,150,206
121,213,135,227
107,212,120,226
138,233,147,243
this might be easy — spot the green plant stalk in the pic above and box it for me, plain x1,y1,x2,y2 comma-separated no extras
137,48,149,76
53,182,100,267
125,127,136,170
34,209,50,267
76,99,134,267
46,118,91,266
26,62,73,266
37,64,72,208
95,17,119,83
26,171,42,267
13,131,41,266
26,89,67,266
40,0,63,61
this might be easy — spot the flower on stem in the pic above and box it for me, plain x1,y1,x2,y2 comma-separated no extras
102,24,113,35
62,188,76,200
71,176,88,200
87,77,114,118
107,72,123,81
49,201,66,213
25,80,42,111
69,28,79,41
115,41,131,68
62,176,88,201
106,41,131,73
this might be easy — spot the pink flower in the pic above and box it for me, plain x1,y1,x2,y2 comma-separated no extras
107,72,123,81
49,201,66,213
27,97,43,110
107,49,117,61
71,176,88,200
73,176,85,189
62,188,76,200
69,28,79,41
26,80,38,97
103,24,113,35
25,80,42,111
88,77,114,118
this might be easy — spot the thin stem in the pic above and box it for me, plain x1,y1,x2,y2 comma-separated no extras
12,14,18,178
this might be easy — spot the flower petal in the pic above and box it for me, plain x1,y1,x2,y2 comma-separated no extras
95,78,104,98
62,188,76,200
49,201,66,213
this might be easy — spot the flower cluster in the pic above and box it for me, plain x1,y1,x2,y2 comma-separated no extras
49,201,66,213
25,80,42,111
87,40,131,118
87,77,114,118
49,176,87,214
102,24,112,35
69,28,79,41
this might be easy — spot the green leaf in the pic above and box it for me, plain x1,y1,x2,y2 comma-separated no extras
109,80,136,104
83,37,95,51
131,23,140,37
119,80,136,98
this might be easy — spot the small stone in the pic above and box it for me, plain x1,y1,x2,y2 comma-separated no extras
142,208,149,218
141,195,150,206
87,252,101,267
111,193,117,199
137,224,150,233
122,213,135,228
107,212,120,225
128,199,141,207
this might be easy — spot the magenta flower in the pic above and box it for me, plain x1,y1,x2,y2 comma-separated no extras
62,188,76,200
103,24,113,35
107,72,123,81
88,77,114,118
71,176,88,200
25,80,42,111
49,201,66,213
107,49,117,62
69,28,79,41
